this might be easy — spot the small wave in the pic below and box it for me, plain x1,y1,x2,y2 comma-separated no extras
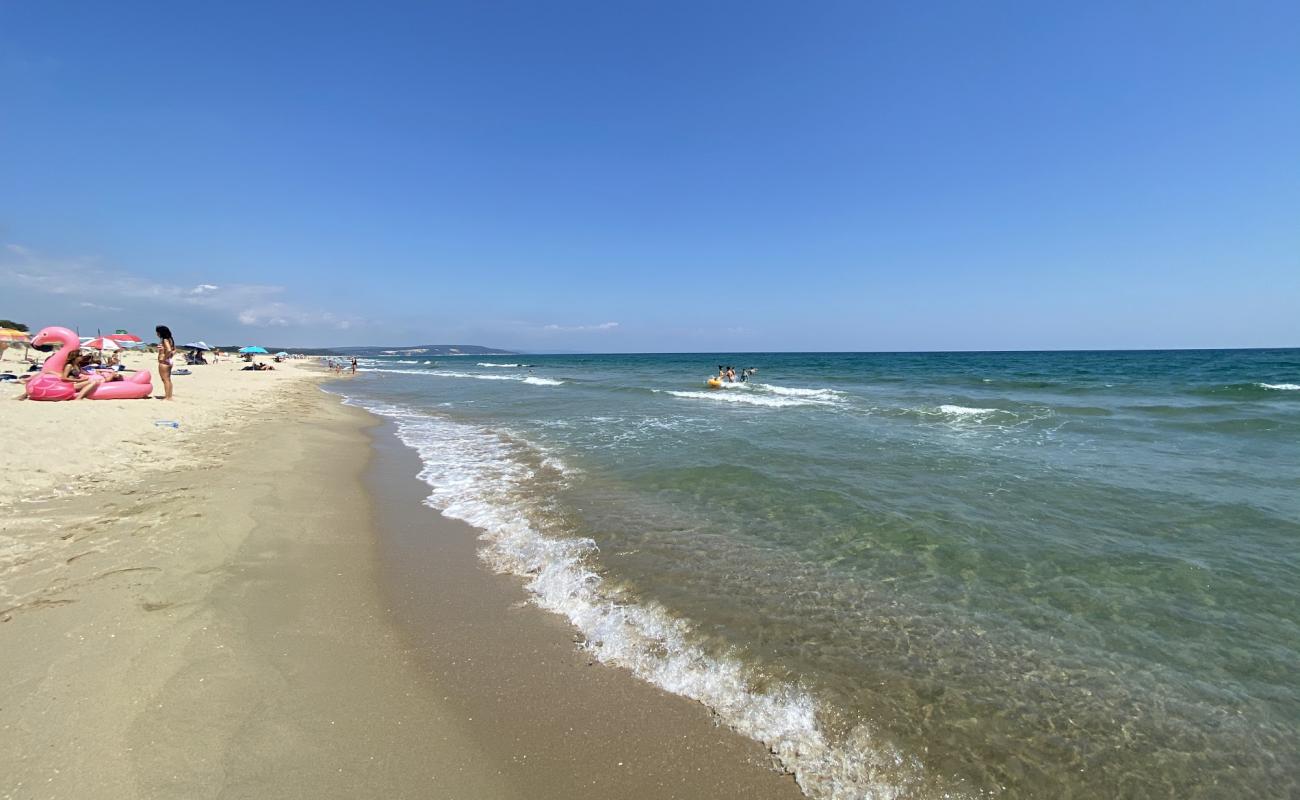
540,455,580,476
361,367,562,387
358,367,432,375
478,362,521,367
915,404,1040,427
937,404,999,418
754,383,847,402
437,370,518,381
664,390,834,409
1193,382,1300,398
340,398,924,800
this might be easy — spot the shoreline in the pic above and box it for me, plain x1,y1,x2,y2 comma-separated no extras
1,373,801,798
362,413,803,799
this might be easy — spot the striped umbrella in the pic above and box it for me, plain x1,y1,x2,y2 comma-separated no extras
0,328,30,344
107,332,142,343
84,337,123,351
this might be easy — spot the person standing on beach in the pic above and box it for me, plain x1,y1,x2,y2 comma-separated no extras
156,325,176,400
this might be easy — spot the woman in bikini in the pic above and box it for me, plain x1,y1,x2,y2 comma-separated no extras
156,324,176,400
64,352,101,399
71,352,127,399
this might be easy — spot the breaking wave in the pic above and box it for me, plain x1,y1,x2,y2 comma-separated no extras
338,396,927,800
663,390,839,409
360,367,562,386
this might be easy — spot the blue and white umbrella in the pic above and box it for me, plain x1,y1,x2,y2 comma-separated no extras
238,346,268,354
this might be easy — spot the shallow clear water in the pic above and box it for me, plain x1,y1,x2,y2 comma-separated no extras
336,350,1299,799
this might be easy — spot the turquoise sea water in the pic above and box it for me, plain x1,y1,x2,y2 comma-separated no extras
337,350,1298,799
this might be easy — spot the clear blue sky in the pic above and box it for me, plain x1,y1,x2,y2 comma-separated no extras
2,1,1297,351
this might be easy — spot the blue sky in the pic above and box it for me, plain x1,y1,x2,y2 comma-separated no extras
2,1,1297,351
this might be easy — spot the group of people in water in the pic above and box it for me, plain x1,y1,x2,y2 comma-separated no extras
716,365,758,383
325,357,357,376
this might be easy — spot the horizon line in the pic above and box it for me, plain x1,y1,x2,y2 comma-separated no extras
303,345,1299,355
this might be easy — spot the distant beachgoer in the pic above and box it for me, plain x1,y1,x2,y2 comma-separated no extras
350,356,357,374
156,325,176,400
726,367,737,383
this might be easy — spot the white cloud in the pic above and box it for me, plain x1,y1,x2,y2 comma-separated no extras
3,243,361,332
542,321,620,333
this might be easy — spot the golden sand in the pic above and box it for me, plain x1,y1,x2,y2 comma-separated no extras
0,354,800,799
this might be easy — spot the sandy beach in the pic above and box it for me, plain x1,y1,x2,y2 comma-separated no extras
0,356,800,799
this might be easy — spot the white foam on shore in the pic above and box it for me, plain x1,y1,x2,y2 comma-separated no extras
340,395,925,800
1258,382,1300,391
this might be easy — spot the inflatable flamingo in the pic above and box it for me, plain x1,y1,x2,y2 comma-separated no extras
25,326,153,400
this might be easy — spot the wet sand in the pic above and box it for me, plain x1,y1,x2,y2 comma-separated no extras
365,418,804,799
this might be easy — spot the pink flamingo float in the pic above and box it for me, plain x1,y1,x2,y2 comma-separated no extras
25,326,153,400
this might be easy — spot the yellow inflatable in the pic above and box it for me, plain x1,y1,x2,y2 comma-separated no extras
706,378,723,389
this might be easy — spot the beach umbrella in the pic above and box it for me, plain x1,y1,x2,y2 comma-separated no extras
107,332,143,344
84,337,122,351
239,346,268,354
184,341,212,350
275,351,289,357
0,328,30,344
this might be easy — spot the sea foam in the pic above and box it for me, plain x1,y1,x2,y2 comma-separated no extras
1257,382,1300,391
665,390,825,408
755,383,848,402
936,404,1000,418
360,367,562,386
340,396,924,800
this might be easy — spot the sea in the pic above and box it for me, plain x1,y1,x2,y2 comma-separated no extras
333,349,1299,799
